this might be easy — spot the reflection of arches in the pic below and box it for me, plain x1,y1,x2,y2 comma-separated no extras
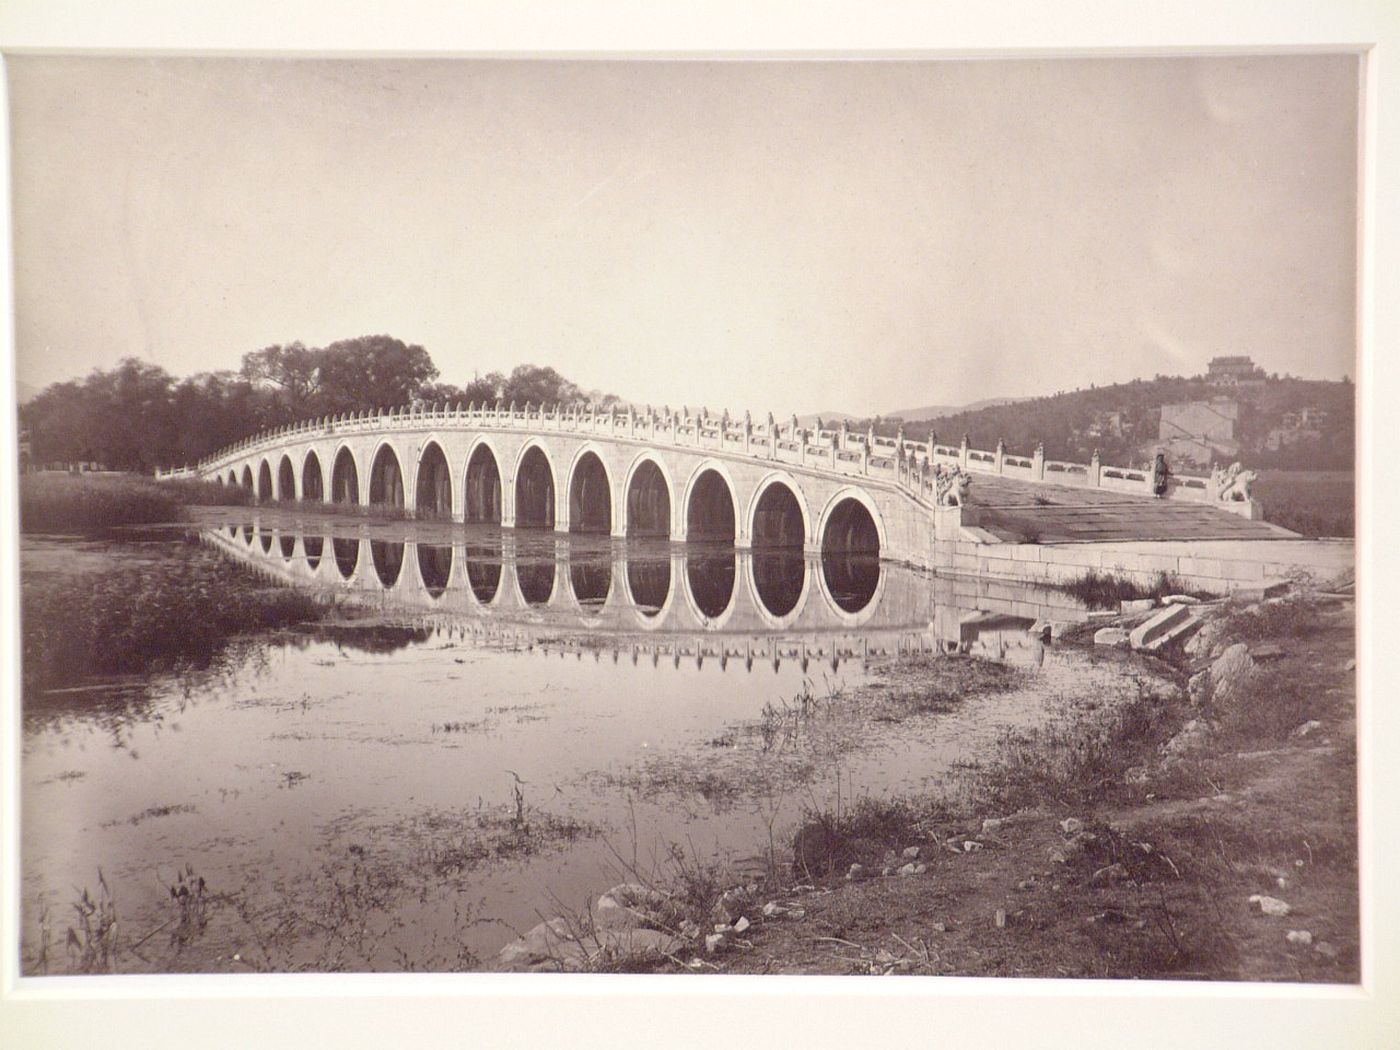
371,540,405,587
415,441,452,518
278,532,296,559
515,558,556,605
625,556,672,621
684,463,737,543
748,550,809,624
369,444,405,508
464,442,502,524
240,465,253,490
567,449,612,533
257,460,274,502
277,455,296,501
304,535,324,571
333,537,360,579
332,447,360,505
301,451,324,502
819,552,883,621
569,558,611,608
624,455,671,537
464,542,502,603
684,551,737,625
514,445,555,528
416,543,453,598
817,490,885,556
749,474,808,548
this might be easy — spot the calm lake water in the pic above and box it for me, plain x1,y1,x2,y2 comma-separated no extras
21,511,1121,974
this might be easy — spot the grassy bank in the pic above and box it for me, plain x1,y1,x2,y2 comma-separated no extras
22,542,328,692
20,473,249,533
1048,569,1207,610
550,590,1357,980
1255,470,1354,538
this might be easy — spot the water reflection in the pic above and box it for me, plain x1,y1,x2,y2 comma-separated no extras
465,541,502,603
279,534,296,559
333,537,360,578
304,536,324,571
569,561,611,610
751,550,805,619
687,551,736,620
417,544,452,598
626,558,671,618
516,560,556,606
822,552,881,613
371,540,405,587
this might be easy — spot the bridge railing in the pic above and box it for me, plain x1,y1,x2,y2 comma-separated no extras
180,400,1227,509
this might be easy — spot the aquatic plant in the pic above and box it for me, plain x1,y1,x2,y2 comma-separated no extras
20,472,247,533
1051,569,1208,610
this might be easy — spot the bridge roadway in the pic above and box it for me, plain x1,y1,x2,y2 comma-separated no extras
179,402,1272,570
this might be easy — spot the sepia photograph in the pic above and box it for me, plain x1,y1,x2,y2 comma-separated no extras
1,3,1395,1048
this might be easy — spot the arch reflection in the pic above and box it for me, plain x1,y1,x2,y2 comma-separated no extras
626,557,671,619
821,552,881,614
464,538,503,604
333,537,360,579
686,551,736,620
304,535,324,571
751,549,805,618
417,543,453,598
371,540,404,587
569,559,611,610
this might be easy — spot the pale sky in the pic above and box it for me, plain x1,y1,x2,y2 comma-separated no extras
8,55,1359,417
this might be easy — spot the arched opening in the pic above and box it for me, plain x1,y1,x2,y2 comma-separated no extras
752,550,805,618
415,442,452,519
752,483,804,548
626,556,671,618
217,475,225,486
277,456,296,501
240,465,253,490
569,558,611,608
304,535,324,570
279,533,295,558
686,552,736,619
333,537,360,578
256,461,273,502
516,559,555,605
820,498,881,613
626,460,670,537
686,469,735,543
568,452,611,533
465,540,502,603
302,452,324,502
371,540,404,587
332,448,359,505
464,445,502,523
227,470,237,487
417,544,452,598
514,447,555,528
369,446,405,509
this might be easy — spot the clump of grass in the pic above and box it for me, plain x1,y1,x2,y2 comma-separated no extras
1211,665,1328,746
791,796,939,877
66,871,118,974
22,546,328,692
961,682,1182,811
1052,570,1211,611
1215,592,1321,647
20,473,246,533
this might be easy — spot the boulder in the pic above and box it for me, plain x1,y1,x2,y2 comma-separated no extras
902,845,922,860
1094,627,1130,648
1290,720,1323,739
1120,598,1156,614
1286,930,1313,946
1184,616,1230,658
1163,718,1216,757
1059,817,1085,836
1248,894,1291,916
1209,643,1256,703
595,882,667,929
1161,594,1202,606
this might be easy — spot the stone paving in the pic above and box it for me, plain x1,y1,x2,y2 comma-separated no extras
964,475,1297,544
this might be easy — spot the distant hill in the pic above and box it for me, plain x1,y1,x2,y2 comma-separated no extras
886,397,1032,422
860,375,1354,471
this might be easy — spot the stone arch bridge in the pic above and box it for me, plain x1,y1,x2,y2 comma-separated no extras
167,401,1256,572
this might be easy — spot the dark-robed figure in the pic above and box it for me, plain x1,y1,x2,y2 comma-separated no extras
1152,452,1170,498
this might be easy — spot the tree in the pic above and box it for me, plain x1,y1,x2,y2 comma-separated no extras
315,335,439,414
240,342,323,409
500,364,582,407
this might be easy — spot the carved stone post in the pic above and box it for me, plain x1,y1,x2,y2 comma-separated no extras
1032,441,1045,481
959,434,970,470
995,439,1006,474
1089,449,1102,487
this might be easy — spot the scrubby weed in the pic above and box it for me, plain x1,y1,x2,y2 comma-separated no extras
66,870,118,973
1216,592,1323,647
791,795,942,878
20,473,247,533
22,546,329,691
1053,570,1212,611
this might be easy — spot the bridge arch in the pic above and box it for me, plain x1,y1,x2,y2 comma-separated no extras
816,487,886,556
513,440,557,528
368,442,406,509
277,455,296,501
414,439,453,518
240,464,253,490
256,459,274,502
227,469,238,487
566,444,613,534
747,471,811,549
682,459,739,544
301,450,325,502
463,438,503,524
331,445,360,505
622,452,674,538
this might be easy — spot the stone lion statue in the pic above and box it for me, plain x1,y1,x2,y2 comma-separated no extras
935,465,971,507
1212,461,1257,502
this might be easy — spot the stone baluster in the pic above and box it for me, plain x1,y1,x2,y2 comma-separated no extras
1090,448,1102,487
1032,441,1045,481
960,434,970,470
767,412,777,459
743,410,752,455
995,438,1006,474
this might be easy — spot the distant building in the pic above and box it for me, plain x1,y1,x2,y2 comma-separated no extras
1207,356,1266,387
1157,397,1240,468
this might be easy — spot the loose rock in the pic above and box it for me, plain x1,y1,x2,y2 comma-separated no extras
1286,930,1313,946
1094,627,1131,648
902,846,922,860
704,933,726,954
733,916,751,934
898,862,919,877
1290,720,1323,739
1059,817,1084,836
1209,643,1256,703
1091,863,1128,886
981,818,1005,834
846,863,867,880
1248,894,1292,916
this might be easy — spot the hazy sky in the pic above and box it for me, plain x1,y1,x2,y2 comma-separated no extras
8,55,1359,417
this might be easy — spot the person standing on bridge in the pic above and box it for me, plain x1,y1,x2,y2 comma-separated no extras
1152,452,1170,499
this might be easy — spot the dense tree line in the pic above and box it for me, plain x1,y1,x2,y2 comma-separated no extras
20,335,621,472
